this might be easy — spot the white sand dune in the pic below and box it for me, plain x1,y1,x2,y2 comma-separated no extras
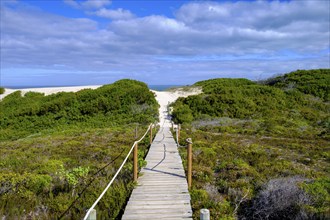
0,85,102,100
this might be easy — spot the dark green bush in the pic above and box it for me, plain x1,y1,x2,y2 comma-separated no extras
171,69,330,219
0,79,159,141
0,79,159,219
264,69,330,101
171,70,329,139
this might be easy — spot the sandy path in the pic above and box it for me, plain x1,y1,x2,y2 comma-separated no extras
152,89,201,127
151,91,178,127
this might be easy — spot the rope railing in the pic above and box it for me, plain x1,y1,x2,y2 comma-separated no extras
83,123,153,220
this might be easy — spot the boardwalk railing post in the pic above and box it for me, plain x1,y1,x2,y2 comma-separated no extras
133,142,138,182
186,138,192,189
150,124,153,144
178,124,181,143
175,126,178,146
200,209,210,220
86,209,96,220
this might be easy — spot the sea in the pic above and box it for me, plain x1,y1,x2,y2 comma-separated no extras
148,85,183,91
4,85,184,91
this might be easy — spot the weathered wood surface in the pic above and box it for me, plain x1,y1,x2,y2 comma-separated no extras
122,126,192,219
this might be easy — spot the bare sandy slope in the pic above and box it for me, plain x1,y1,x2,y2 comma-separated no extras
0,85,102,100
152,88,201,127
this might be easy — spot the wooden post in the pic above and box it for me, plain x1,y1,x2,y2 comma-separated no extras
86,209,96,220
200,209,210,220
186,138,192,189
133,143,138,182
172,122,174,130
150,124,153,144
178,124,181,143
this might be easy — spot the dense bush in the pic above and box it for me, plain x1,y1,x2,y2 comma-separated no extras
176,127,329,219
0,79,159,219
0,87,5,94
263,69,330,101
171,69,330,219
0,126,158,219
0,79,159,140
171,70,329,139
195,78,255,94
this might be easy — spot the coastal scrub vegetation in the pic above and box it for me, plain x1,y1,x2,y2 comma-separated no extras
171,69,330,219
263,69,330,101
0,79,159,219
0,79,159,141
0,87,5,95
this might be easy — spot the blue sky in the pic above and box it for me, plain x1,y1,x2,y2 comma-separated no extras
1,0,329,87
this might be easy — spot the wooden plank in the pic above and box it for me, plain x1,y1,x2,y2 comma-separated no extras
127,200,191,205
124,204,192,210
124,209,192,215
133,189,189,193
138,174,185,178
134,186,188,189
122,125,192,219
142,171,184,174
133,188,188,191
129,194,191,200
133,188,189,192
123,214,192,220
132,191,189,195
134,189,188,192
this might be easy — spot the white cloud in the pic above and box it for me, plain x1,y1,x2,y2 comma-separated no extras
63,0,79,8
82,0,111,9
64,0,111,10
1,0,329,85
94,8,135,20
64,1,135,21
176,2,230,24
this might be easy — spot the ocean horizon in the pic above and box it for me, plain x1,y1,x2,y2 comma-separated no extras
148,85,184,91
4,84,185,91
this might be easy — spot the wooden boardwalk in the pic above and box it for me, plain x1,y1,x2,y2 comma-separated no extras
122,125,193,219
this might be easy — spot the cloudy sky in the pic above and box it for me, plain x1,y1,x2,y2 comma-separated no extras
1,0,329,87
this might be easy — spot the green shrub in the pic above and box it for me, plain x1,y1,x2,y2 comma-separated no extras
172,70,329,219
0,125,158,219
172,104,194,124
171,69,329,139
302,178,330,216
264,69,330,101
0,79,159,219
0,79,159,141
